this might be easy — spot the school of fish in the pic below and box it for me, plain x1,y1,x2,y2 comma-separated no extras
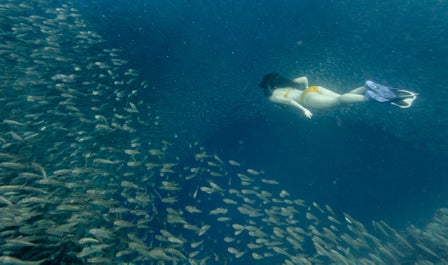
0,0,447,264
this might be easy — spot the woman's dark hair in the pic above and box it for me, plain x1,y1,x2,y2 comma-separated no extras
259,73,300,97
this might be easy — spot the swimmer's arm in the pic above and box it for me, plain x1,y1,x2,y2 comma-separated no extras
287,99,312,119
270,90,312,119
292,76,308,88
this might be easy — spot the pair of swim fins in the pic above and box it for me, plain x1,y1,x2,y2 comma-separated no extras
364,80,418,109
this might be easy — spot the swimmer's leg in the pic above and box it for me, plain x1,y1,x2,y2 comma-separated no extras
303,93,340,109
339,93,368,104
349,86,367,94
317,87,341,97
318,87,367,105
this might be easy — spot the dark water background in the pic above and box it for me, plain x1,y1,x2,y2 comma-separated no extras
77,0,448,230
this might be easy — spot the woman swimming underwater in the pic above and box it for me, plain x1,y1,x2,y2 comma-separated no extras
260,73,418,119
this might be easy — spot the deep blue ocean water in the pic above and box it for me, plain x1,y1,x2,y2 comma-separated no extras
78,0,448,231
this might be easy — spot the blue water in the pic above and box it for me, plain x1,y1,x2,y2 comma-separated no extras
78,0,448,230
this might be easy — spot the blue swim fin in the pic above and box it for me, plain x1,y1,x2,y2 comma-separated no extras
365,81,417,108
390,89,418,108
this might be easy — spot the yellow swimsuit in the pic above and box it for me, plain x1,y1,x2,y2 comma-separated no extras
300,86,319,104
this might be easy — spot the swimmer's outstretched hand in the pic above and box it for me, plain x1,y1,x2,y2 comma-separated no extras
303,109,313,119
